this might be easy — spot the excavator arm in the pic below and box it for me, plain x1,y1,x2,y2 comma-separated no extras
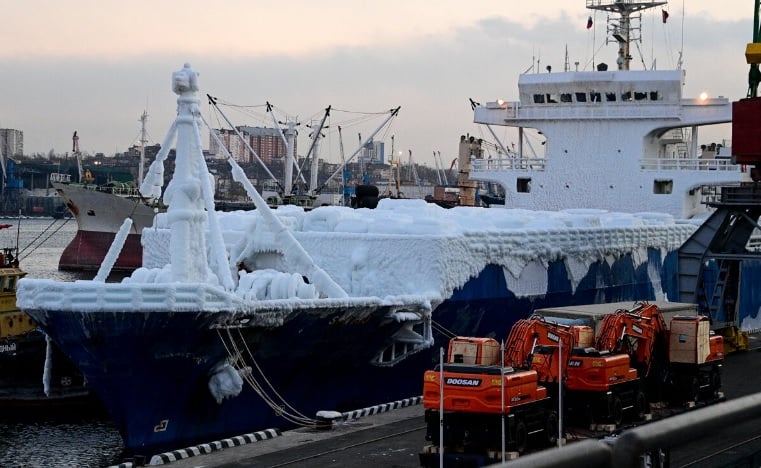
596,303,668,378
504,315,594,383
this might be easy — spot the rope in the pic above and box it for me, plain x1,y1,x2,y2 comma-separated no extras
215,328,317,427
431,320,456,339
17,217,72,260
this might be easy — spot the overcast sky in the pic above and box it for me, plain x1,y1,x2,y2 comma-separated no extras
0,0,753,167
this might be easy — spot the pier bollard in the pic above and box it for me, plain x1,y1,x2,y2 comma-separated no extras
315,410,343,430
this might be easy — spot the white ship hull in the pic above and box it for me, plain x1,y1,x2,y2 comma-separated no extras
52,181,157,271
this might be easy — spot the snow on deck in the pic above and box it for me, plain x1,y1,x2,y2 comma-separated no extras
141,199,698,302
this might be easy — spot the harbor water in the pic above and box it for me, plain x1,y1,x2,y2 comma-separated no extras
0,218,125,467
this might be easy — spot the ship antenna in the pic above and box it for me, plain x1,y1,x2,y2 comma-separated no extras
564,45,570,72
678,0,685,69
587,0,667,71
138,110,149,187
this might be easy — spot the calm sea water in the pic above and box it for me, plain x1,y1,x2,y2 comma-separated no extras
0,218,125,468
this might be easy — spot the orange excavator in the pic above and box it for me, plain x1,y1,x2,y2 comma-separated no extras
421,304,726,464
421,336,557,459
504,315,644,426
595,302,724,403
421,315,644,463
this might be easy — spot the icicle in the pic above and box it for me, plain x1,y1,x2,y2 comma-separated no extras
139,120,177,199
43,334,52,397
94,218,134,282
190,112,234,291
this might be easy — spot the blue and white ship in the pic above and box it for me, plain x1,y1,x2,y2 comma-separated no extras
16,1,761,457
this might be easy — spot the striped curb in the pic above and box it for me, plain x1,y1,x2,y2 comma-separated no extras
110,395,422,467
340,395,422,421
107,428,281,467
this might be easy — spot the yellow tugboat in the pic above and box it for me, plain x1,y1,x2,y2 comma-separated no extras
0,229,95,412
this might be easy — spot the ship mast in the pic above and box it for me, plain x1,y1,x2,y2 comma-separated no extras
586,0,666,70
138,110,149,187
72,131,83,183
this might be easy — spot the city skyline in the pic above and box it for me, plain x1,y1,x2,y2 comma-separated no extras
0,0,754,166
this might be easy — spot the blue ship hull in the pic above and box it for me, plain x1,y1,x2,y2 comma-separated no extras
22,247,678,456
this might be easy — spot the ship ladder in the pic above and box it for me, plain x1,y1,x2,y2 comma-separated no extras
217,328,318,427
708,260,730,321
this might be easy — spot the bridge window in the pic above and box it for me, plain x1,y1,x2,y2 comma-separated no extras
517,178,532,193
560,93,573,103
606,92,617,102
650,91,661,100
622,91,632,101
654,180,673,194
546,94,559,103
635,92,647,101
575,92,587,102
590,92,601,102
533,94,545,104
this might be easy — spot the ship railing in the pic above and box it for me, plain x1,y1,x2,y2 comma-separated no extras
49,172,72,183
96,185,142,197
470,157,547,172
640,158,741,172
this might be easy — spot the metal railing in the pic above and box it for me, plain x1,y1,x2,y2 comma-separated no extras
470,157,740,173
471,158,547,172
640,159,741,172
488,392,761,468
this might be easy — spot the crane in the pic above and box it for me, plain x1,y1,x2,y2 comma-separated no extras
677,1,761,353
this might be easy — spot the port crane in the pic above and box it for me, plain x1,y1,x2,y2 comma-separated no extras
677,0,761,350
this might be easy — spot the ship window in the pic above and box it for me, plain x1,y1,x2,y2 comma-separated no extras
650,91,661,100
546,94,559,103
622,91,632,101
560,93,573,103
635,92,647,101
533,94,545,104
590,92,601,102
517,177,532,193
606,92,617,102
575,92,587,102
653,180,673,194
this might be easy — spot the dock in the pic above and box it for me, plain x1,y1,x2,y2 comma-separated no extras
111,333,761,468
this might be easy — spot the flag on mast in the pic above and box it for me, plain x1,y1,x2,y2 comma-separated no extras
586,16,593,29
662,10,669,23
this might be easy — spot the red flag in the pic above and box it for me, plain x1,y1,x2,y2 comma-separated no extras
587,16,593,29
662,10,669,23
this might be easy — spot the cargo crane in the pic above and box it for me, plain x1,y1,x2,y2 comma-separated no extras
677,0,761,351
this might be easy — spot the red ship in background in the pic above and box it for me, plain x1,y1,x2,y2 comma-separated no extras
52,114,158,272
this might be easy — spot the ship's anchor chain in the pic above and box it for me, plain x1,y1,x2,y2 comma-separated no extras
215,328,318,427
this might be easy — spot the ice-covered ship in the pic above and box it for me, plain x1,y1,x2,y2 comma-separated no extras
468,0,746,220
15,2,761,458
18,63,434,455
19,63,695,456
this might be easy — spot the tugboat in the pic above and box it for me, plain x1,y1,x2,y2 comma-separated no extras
0,226,94,414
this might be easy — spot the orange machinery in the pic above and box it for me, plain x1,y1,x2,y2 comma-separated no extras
503,315,643,425
422,336,557,457
596,303,724,403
